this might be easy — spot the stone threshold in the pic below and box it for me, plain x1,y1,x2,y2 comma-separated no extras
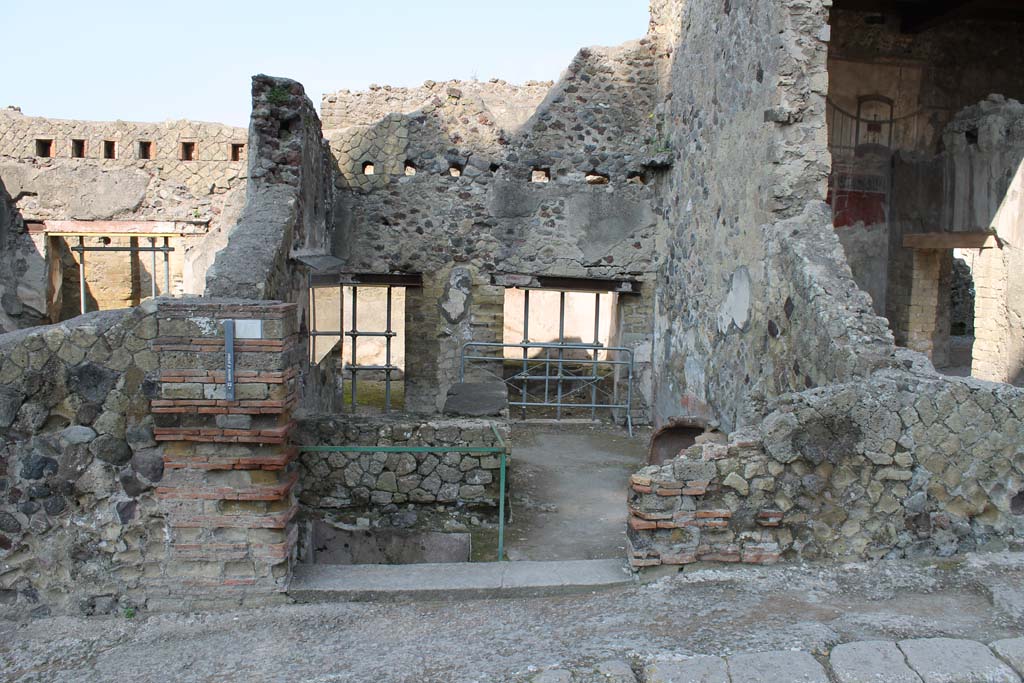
288,559,635,602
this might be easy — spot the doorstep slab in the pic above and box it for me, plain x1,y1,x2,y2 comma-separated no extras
288,559,633,602
830,641,923,683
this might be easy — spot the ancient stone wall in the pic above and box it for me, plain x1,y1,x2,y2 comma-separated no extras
629,353,1024,568
205,75,333,307
0,109,248,331
324,42,667,415
0,108,247,197
649,0,892,430
0,305,162,617
293,415,510,511
941,97,1024,385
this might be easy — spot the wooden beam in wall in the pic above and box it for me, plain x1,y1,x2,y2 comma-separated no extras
43,220,209,237
308,271,424,288
903,231,1000,249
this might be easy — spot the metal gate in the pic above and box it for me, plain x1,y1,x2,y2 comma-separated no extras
459,289,634,435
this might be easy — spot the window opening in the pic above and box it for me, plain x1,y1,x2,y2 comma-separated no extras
180,141,196,161
308,283,406,413
531,168,551,183
137,141,153,159
35,139,53,157
461,286,633,434
103,140,117,159
362,161,375,175
230,143,245,161
71,139,86,158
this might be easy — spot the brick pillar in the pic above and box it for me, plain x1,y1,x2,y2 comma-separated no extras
906,250,942,361
147,299,299,607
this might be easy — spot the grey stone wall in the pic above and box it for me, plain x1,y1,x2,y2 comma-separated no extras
0,304,164,618
205,75,333,306
649,0,892,430
324,43,667,415
293,415,509,510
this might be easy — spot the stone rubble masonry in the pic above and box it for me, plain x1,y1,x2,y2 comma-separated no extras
293,415,510,510
0,302,162,618
147,297,300,608
204,75,333,304
326,40,665,418
628,353,1024,569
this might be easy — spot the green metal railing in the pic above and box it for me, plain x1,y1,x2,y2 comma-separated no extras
297,423,510,561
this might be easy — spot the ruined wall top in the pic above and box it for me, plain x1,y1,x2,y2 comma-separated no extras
321,79,554,134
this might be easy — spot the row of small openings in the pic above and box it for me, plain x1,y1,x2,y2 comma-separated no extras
34,138,245,161
528,168,644,185
358,161,447,177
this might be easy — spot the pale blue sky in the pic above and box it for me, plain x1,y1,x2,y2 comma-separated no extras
4,1,651,127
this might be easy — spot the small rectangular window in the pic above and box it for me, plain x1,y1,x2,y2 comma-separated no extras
230,143,245,162
180,141,196,161
103,140,117,159
137,141,153,159
35,139,53,157
71,139,86,158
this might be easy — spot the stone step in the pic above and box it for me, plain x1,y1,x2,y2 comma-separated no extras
288,559,635,602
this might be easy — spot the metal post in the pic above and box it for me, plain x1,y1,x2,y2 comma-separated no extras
592,292,600,422
384,286,393,413
498,449,506,561
78,236,87,316
350,286,358,412
521,289,529,420
556,291,565,421
163,237,171,295
309,276,317,364
149,237,157,298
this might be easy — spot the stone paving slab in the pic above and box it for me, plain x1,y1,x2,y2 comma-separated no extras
643,656,730,683
830,640,924,683
726,650,829,683
992,639,1024,679
898,638,1022,683
289,559,633,602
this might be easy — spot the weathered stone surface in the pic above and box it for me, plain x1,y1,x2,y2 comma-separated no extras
643,656,729,683
726,651,829,683
89,434,131,466
898,638,1021,683
59,425,97,446
991,639,1024,678
443,382,508,417
830,641,924,683
0,386,24,428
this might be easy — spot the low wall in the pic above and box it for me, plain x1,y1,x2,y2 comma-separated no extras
293,415,510,510
628,355,1024,568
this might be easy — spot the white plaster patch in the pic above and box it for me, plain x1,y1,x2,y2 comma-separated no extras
717,266,752,334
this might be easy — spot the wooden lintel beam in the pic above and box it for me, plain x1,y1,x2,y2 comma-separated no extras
903,231,999,249
308,272,423,288
42,220,209,236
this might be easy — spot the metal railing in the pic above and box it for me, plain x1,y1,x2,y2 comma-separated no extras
460,340,634,436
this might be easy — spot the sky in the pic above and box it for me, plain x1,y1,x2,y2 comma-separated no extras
4,1,651,127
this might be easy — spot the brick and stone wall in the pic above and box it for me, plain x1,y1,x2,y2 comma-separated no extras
629,353,1024,568
293,415,510,510
148,298,300,610
0,296,305,617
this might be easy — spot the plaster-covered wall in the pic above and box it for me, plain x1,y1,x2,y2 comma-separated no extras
649,0,894,430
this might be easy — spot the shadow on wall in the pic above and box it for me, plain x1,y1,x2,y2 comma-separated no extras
0,178,51,333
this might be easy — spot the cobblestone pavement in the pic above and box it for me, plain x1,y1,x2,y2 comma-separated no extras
2,553,1023,682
